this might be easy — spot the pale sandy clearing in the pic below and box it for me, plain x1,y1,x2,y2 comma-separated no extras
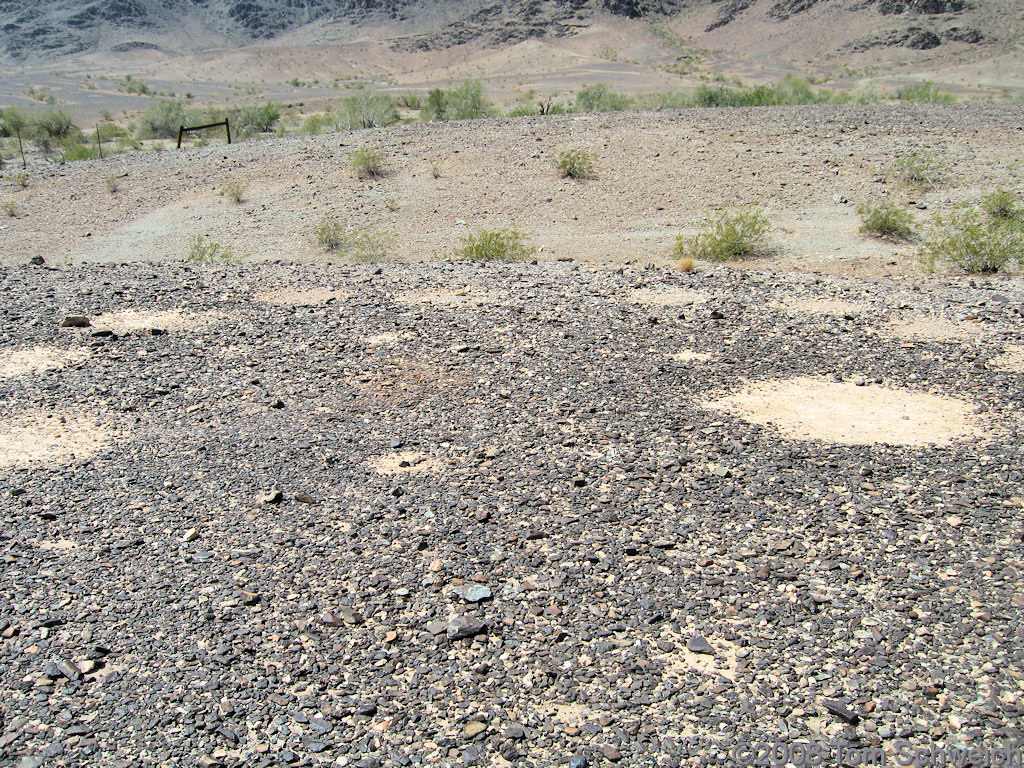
371,451,439,475
255,288,349,306
0,346,88,378
887,316,988,342
991,345,1024,372
660,636,740,682
364,332,404,346
0,412,111,469
547,703,595,728
91,309,227,334
395,289,498,307
772,297,866,316
705,377,981,446
630,288,710,307
670,350,712,363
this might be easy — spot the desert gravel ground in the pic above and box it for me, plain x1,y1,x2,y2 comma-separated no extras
2,257,1023,768
3,102,1024,274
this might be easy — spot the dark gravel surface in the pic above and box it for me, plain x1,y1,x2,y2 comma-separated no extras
2,259,1023,768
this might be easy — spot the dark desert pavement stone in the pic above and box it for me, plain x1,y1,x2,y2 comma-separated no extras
0,259,1021,766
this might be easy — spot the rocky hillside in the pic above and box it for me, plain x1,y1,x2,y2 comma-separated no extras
0,0,1004,62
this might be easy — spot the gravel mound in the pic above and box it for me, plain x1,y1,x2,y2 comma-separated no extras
2,259,1023,767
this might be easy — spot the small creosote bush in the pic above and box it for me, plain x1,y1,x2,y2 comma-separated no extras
924,206,1024,274
894,151,946,189
556,149,596,180
674,209,771,262
456,228,536,262
187,236,238,263
981,187,1023,223
857,201,915,240
312,219,394,262
221,180,247,203
105,174,120,194
350,147,387,179
2,199,16,217
430,163,442,179
14,173,29,188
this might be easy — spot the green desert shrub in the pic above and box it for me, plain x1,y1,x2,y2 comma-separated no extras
396,92,423,110
894,150,946,189
61,140,98,162
896,81,955,103
350,147,387,179
303,113,335,134
34,108,76,140
556,149,596,179
857,200,916,240
456,228,536,261
574,83,633,113
221,180,247,203
981,187,1023,223
923,206,1024,273
187,236,239,263
138,99,189,139
335,89,399,130
312,220,394,261
227,102,282,138
674,209,771,261
2,199,16,217
421,80,494,121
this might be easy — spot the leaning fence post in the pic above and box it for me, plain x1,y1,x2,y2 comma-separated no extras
95,126,103,160
225,118,231,145
177,125,185,149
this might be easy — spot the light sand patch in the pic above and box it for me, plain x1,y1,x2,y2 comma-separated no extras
706,377,980,446
395,289,497,307
371,451,439,475
38,539,79,551
547,704,595,728
991,345,1024,372
91,309,225,334
661,638,740,682
630,288,709,306
887,316,986,342
773,297,866,316
364,332,403,346
256,288,349,306
671,350,712,363
0,412,111,469
0,346,88,378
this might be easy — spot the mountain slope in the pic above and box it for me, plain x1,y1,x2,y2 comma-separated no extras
0,0,1015,65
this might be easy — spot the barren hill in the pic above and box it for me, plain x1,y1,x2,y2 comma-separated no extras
0,0,1017,70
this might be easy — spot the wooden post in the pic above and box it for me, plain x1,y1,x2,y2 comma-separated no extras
176,120,230,148
95,126,103,160
17,129,25,169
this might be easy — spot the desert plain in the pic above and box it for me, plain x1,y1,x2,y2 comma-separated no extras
2,9,1024,767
